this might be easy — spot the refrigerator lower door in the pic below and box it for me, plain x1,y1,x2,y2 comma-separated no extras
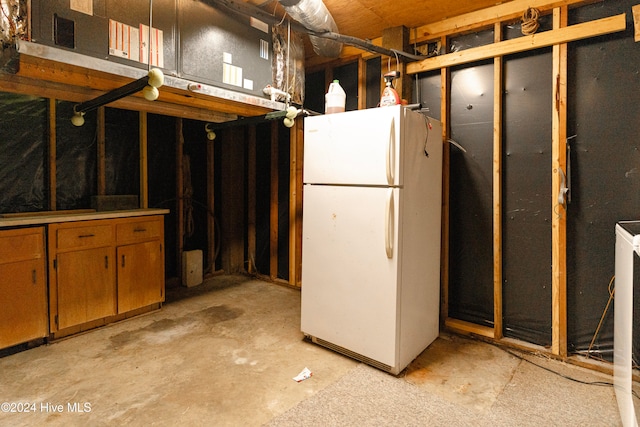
301,184,400,369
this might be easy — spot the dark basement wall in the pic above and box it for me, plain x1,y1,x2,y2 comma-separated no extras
0,93,47,213
422,1,640,356
567,0,640,361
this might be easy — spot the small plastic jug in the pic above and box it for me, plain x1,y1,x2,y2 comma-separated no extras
325,80,346,114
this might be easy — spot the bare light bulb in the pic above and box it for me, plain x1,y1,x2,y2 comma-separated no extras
285,106,299,120
143,85,159,101
147,68,164,88
71,112,85,127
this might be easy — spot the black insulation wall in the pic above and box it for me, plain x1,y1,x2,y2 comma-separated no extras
567,1,640,360
419,0,640,355
446,30,496,330
0,93,47,213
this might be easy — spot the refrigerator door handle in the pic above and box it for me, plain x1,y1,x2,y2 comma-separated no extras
385,188,395,259
386,118,396,186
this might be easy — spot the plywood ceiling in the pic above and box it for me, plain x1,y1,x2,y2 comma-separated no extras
250,0,510,44
318,0,508,41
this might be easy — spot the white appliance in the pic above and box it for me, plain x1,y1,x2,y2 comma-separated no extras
614,222,640,427
301,105,443,375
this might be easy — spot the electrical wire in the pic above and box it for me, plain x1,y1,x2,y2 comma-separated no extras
501,346,635,395
585,275,615,361
465,335,640,400
183,154,195,239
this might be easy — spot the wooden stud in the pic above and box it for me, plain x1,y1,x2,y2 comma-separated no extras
97,107,106,196
289,118,304,287
440,35,451,326
493,23,504,340
139,112,149,209
176,118,184,281
270,122,279,281
633,4,640,42
358,56,367,110
247,125,257,275
407,14,627,74
47,99,57,211
382,26,412,102
205,128,216,275
551,6,569,358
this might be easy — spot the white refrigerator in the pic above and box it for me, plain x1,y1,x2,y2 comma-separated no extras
301,105,443,375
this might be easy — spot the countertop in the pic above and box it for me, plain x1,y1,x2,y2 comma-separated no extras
0,209,170,228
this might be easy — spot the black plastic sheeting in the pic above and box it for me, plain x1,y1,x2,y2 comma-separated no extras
146,113,178,278
0,93,47,213
421,1,640,353
447,56,496,329
502,47,553,346
567,0,640,361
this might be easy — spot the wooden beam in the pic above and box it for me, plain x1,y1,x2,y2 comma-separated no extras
551,6,569,358
445,317,495,339
414,0,593,43
270,122,279,281
493,23,504,340
5,54,266,119
407,13,626,74
139,112,149,209
0,72,238,123
97,107,106,196
47,99,57,211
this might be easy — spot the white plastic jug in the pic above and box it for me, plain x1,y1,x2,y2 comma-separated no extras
325,80,346,114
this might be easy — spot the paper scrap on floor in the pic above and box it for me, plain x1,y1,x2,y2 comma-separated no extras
293,367,312,382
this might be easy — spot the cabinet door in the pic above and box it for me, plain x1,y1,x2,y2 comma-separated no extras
0,260,48,348
117,241,164,313
56,247,116,329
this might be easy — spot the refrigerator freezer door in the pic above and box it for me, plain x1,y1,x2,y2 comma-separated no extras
303,106,403,186
301,184,400,367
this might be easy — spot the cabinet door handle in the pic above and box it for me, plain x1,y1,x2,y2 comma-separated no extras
79,234,95,238
32,269,36,284
122,254,126,268
105,256,109,269
133,227,147,233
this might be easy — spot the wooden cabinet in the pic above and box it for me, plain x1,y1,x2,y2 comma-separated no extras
116,218,164,313
48,215,164,335
0,227,48,349
55,246,116,329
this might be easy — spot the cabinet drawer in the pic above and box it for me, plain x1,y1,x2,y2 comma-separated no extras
56,225,113,250
0,228,44,265
116,218,162,244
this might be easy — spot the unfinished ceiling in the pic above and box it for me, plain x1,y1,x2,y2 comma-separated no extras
250,0,510,54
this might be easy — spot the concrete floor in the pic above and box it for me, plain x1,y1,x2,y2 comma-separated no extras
0,274,629,426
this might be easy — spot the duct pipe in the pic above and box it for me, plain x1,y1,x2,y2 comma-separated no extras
278,0,342,58
202,0,428,62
